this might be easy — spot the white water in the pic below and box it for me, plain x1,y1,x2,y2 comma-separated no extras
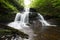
8,0,31,29
8,8,35,40
38,13,50,26
7,5,56,40
38,13,56,26
7,0,35,40
8,8,30,29
7,8,54,40
7,0,56,40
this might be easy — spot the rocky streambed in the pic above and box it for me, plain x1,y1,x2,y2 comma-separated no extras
0,18,60,40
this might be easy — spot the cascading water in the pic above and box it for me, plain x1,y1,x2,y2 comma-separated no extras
38,13,56,26
8,0,31,29
8,8,30,29
7,0,35,40
7,0,56,40
38,13,50,26
20,8,29,24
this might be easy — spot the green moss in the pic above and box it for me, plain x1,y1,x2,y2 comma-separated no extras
0,29,12,35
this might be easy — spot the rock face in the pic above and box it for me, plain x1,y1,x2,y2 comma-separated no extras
29,12,38,20
29,8,38,21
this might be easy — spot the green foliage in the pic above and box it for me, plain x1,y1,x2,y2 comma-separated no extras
30,0,60,17
0,0,24,13
0,29,12,35
0,0,24,22
0,0,17,12
30,0,46,8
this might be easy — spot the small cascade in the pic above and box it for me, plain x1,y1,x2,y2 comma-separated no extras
38,13,56,26
38,13,50,26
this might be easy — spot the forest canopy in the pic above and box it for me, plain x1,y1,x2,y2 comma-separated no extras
0,0,60,22
30,0,60,17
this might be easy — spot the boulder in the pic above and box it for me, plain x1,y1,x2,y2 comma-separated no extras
0,23,29,39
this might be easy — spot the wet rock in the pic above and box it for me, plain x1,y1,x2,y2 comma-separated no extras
0,23,29,39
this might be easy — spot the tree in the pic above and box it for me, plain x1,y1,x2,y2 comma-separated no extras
30,0,60,17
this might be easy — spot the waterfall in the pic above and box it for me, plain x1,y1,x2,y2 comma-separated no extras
7,8,56,40
7,8,30,29
8,0,31,29
20,8,29,24
38,13,50,26
38,13,56,27
7,0,56,40
7,0,34,40
38,13,56,26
